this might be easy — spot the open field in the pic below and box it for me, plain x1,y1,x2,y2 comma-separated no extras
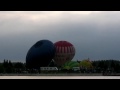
0,76,120,79
0,73,103,76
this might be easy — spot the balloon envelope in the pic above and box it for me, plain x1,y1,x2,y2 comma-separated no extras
54,41,75,66
26,40,55,69
62,61,79,69
79,60,93,68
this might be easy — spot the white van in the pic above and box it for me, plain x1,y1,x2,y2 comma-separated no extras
40,67,58,71
72,67,80,71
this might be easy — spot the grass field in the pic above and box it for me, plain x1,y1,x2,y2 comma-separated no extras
0,73,103,76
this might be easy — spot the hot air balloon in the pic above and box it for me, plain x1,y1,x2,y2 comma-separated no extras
79,59,93,69
26,40,55,69
54,41,75,66
62,61,79,70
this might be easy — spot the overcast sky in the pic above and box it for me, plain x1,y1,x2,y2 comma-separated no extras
0,11,120,62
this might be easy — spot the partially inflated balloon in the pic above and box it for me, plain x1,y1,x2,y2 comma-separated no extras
26,40,55,69
62,61,79,69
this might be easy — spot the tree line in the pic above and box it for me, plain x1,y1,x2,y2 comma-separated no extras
0,59,25,73
92,60,120,73
0,59,120,73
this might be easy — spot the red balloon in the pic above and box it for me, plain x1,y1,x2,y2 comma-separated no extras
54,41,75,66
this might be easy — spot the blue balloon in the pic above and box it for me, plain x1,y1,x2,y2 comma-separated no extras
26,40,55,69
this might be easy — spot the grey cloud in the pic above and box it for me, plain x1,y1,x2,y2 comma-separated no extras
0,11,120,62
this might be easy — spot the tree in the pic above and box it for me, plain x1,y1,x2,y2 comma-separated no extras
0,63,4,73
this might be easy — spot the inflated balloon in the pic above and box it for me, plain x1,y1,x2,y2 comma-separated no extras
26,40,55,69
54,41,75,66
